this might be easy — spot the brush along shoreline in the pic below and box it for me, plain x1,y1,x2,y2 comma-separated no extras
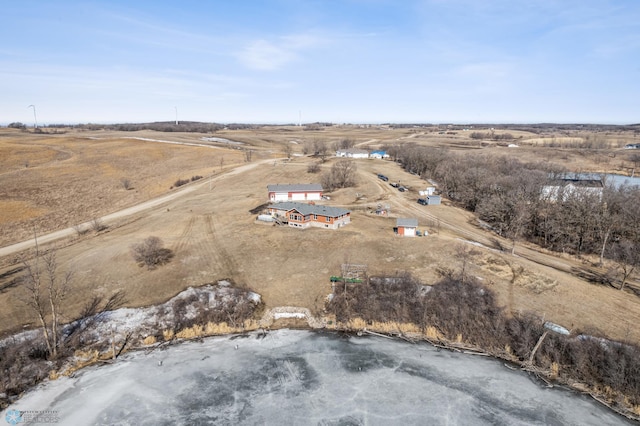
2,283,639,422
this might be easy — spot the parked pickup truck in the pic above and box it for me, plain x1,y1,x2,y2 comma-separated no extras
417,198,428,205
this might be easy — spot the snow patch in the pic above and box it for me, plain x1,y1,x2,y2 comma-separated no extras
273,312,306,320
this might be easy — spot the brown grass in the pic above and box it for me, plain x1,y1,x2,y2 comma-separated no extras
1,126,639,347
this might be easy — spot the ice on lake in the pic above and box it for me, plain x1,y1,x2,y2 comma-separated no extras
3,329,632,425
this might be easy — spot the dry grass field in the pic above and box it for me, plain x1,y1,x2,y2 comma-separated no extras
1,125,639,345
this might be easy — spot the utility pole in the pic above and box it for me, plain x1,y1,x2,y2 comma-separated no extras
174,106,178,125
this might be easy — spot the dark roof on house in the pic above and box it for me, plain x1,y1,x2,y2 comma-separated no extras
396,218,418,227
547,178,603,188
268,202,350,218
267,184,323,192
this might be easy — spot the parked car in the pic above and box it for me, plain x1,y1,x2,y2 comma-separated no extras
398,186,406,192
417,198,427,205
390,182,399,188
377,173,389,181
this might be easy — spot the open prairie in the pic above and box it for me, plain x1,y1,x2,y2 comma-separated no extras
1,126,639,344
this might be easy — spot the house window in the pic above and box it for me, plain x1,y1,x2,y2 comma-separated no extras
326,216,331,222
313,214,317,220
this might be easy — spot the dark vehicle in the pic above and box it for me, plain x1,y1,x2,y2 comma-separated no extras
417,198,427,205
398,186,406,192
390,182,399,188
377,173,389,181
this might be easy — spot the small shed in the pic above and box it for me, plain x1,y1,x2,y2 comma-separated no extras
395,218,418,237
419,187,436,196
426,195,441,205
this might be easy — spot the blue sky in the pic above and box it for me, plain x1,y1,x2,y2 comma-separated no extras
1,0,638,124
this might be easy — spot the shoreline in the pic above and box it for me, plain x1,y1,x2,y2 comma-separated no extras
12,317,639,423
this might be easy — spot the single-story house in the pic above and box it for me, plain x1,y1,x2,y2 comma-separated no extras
369,150,389,159
267,184,323,202
268,202,351,229
395,218,418,237
541,178,603,202
335,148,369,159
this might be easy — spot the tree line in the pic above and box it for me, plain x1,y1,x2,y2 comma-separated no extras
386,143,640,287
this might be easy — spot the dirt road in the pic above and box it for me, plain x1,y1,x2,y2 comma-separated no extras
0,160,267,259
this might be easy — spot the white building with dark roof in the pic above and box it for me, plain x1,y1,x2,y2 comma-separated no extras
335,148,369,159
267,184,323,202
541,178,604,202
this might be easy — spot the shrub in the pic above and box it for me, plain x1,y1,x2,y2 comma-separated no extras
120,178,133,190
307,162,321,173
174,178,190,187
190,175,203,182
91,218,107,232
130,237,174,270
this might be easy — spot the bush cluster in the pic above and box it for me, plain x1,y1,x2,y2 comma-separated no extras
130,237,174,270
169,287,257,331
173,178,190,187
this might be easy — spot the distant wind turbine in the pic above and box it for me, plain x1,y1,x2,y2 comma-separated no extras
28,104,38,128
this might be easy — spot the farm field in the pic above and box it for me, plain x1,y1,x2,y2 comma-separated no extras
1,126,639,345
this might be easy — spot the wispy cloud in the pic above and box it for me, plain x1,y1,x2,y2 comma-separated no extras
237,40,296,71
236,33,327,71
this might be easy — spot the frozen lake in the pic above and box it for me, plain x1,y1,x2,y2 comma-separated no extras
3,330,632,425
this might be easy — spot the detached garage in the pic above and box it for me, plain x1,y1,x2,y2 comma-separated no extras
426,195,441,205
395,218,418,237
267,184,323,202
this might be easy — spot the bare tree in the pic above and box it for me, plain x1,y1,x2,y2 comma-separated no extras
313,139,328,162
284,143,293,160
506,199,531,256
131,236,174,270
608,239,640,291
20,240,71,359
302,140,313,155
322,159,357,190
337,138,356,150
454,243,479,282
